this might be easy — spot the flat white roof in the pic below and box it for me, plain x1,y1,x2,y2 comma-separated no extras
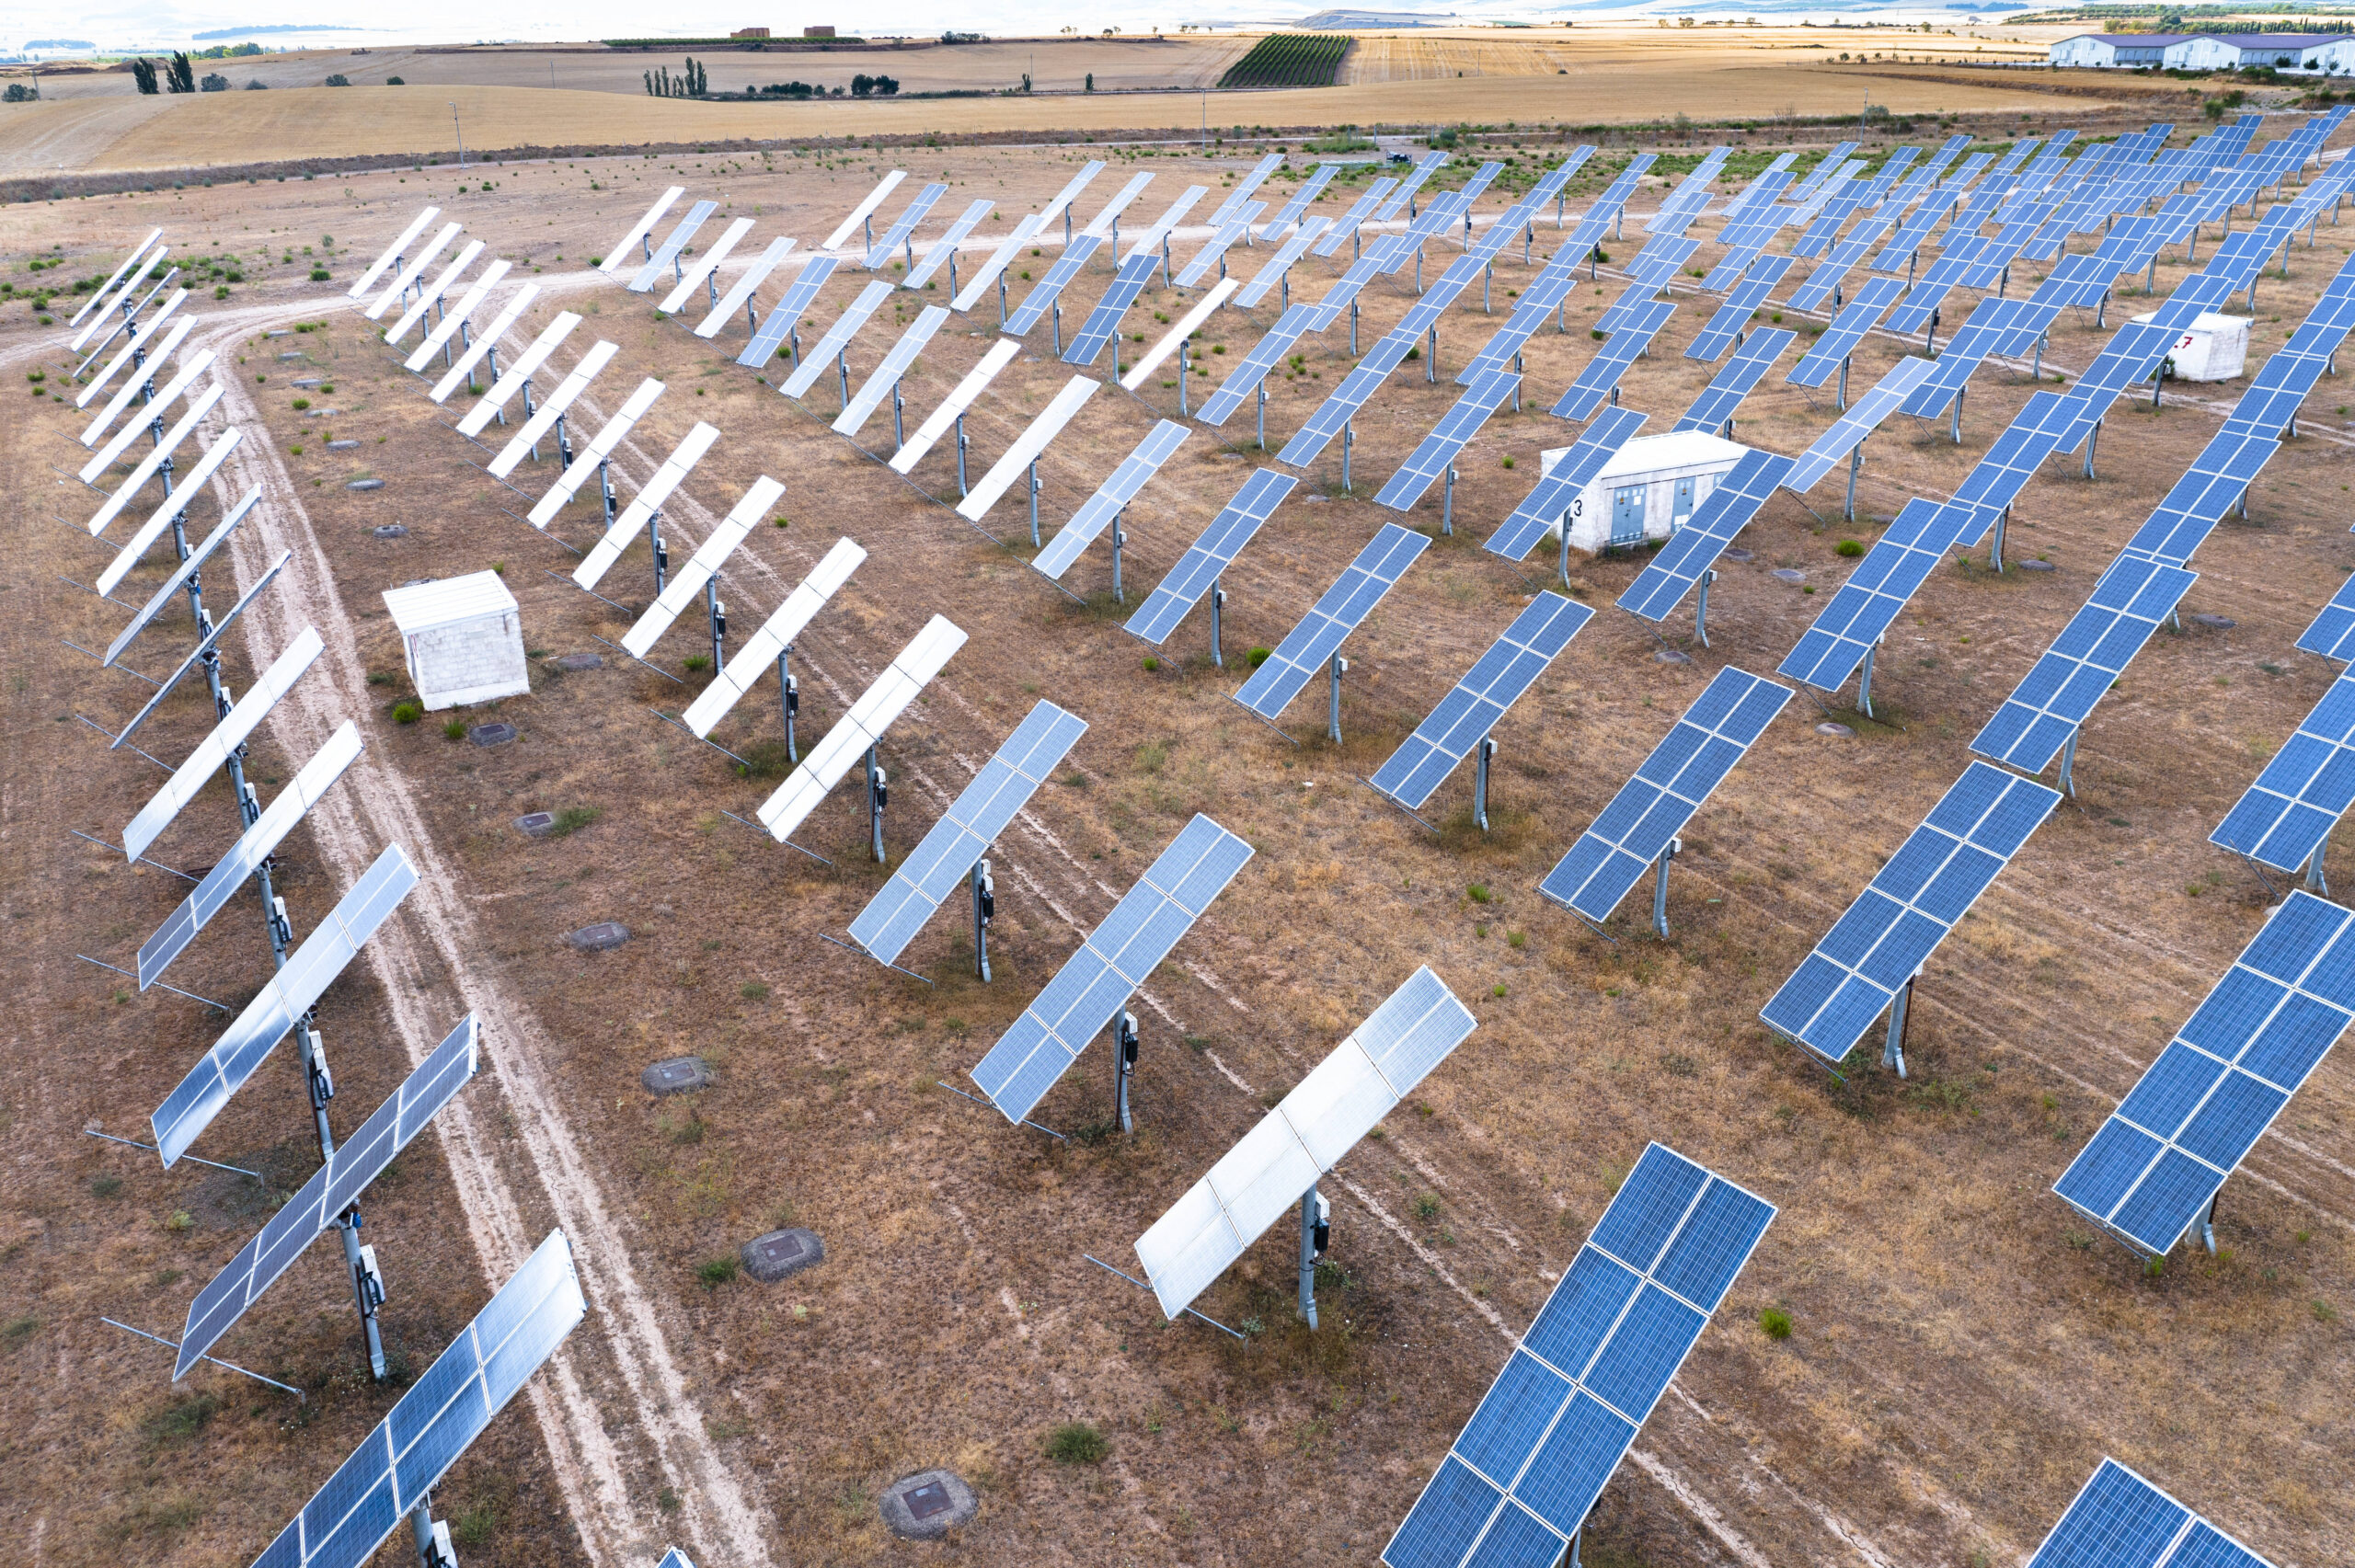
383,569,519,635
2127,310,2247,334
1543,429,1752,484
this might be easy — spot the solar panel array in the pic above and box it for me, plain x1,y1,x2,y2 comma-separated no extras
1234,216,1332,309
1616,450,1797,621
1760,763,2059,1069
781,280,895,398
1779,498,1959,693
833,306,950,436
1539,669,1791,924
1035,420,1190,580
1970,555,2198,774
122,630,323,862
2211,669,2355,876
1368,594,1593,811
1232,524,1430,722
1005,234,1107,335
682,537,866,738
1125,470,1297,645
622,476,783,658
1673,327,1794,434
2056,890,2355,1258
2023,1459,2280,1568
1552,300,1676,421
1782,358,1938,493
736,256,841,368
890,338,1021,474
1062,250,1164,367
1383,1143,1774,1568
1899,297,2060,418
756,616,968,844
1135,967,1477,1319
968,814,1254,1123
848,701,1088,964
1374,370,1521,511
1684,256,1792,362
1485,406,1648,562
866,182,948,268
1786,276,1907,387
957,375,1101,523
902,199,994,292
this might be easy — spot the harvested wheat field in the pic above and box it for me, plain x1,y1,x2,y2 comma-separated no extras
2,109,2352,1568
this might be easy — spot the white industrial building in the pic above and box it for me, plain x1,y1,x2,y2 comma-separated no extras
2130,308,2250,382
2050,30,2355,71
1537,430,1750,555
382,571,531,711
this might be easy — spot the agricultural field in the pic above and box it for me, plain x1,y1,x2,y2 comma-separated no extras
1218,35,1354,91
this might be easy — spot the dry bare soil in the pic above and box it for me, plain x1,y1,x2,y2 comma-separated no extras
3,125,2352,1568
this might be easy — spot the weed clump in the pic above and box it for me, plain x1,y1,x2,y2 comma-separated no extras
1047,1422,1109,1464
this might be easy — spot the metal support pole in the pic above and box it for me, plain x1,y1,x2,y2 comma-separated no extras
649,509,668,595
1512,351,1523,411
1178,342,1189,416
789,326,801,370
1425,323,1438,383
1257,382,1268,451
1694,568,1715,648
1297,1185,1327,1329
1950,385,1964,446
1028,459,1041,548
2305,840,2328,897
866,743,887,864
1882,976,1912,1078
1474,737,1494,833
1342,420,1353,493
837,349,851,413
971,859,994,981
706,578,726,671
1651,837,1680,940
892,383,904,450
779,647,799,764
1210,580,1225,668
1350,298,1360,355
2085,419,2101,480
956,417,969,498
1112,509,1127,603
1844,441,1863,523
1327,654,1348,744
409,1494,454,1568
1442,466,1455,537
2059,730,2078,797
1115,1010,1139,1133
1837,355,1850,412
1991,506,2008,573
1051,300,1062,356
1857,636,1879,720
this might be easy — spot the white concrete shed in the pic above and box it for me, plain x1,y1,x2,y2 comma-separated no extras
1538,429,1752,555
382,571,529,711
2130,308,2249,383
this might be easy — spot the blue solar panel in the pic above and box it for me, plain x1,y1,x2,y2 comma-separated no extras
1063,250,1163,367
1783,357,1938,492
1233,523,1430,721
1786,211,1903,313
865,182,948,269
1383,1143,1773,1568
1786,276,1908,388
1761,762,2061,1068
1485,406,1648,561
1455,270,1582,388
1552,300,1676,421
1231,214,1327,307
1616,450,1796,621
1539,668,1792,923
1941,389,2077,548
1625,234,1701,288
967,814,1253,1123
2211,667,2355,876
1685,257,1793,362
1778,498,1969,694
2295,572,2355,662
1123,469,1297,645
1193,303,1321,427
1306,235,1411,329
1368,593,1594,810
1311,179,1400,258
1970,554,2198,774
2055,272,2241,452
1034,420,1190,581
1900,297,2061,418
847,702,1089,965
2026,1459,2280,1568
2120,434,2280,567
1591,281,1663,338
1376,370,1522,511
2056,890,2355,1258
1003,233,1105,334
734,256,839,368
1673,328,1795,434
1258,162,1338,239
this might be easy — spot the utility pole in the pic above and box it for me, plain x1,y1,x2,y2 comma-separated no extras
452,102,465,169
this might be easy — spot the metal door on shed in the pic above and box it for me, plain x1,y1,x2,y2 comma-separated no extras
1610,484,1646,547
1672,475,1698,530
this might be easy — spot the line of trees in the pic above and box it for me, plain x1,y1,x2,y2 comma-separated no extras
132,52,198,94
645,57,707,97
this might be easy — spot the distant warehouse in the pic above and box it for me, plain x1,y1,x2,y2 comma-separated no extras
2049,31,2355,72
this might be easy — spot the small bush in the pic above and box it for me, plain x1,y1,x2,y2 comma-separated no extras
1500,455,1514,469
1759,1307,1793,1340
1835,539,1865,558
367,670,394,686
324,73,350,86
1046,1423,1109,1464
695,1255,739,1288
1246,646,1272,668
309,267,330,281
1413,1193,1442,1222
1141,656,1160,672
1466,882,1491,904
546,806,601,837
391,702,422,725
0,1315,35,1349
443,718,466,739
684,654,712,672
91,1174,123,1197
741,981,770,1001
291,397,311,410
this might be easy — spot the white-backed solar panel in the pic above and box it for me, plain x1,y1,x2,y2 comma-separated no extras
682,537,866,738
122,627,323,863
455,311,581,437
600,188,683,274
755,616,967,844
527,377,665,523
85,384,224,536
573,421,719,590
102,486,255,651
658,217,753,314
956,375,1100,522
95,430,246,596
429,282,542,404
903,199,994,291
833,306,951,436
781,280,895,398
82,316,195,445
367,222,460,319
80,289,187,407
890,338,1021,474
822,170,907,251
82,344,211,469
487,340,618,480
622,475,782,659
696,235,797,338
384,238,485,345
403,259,512,372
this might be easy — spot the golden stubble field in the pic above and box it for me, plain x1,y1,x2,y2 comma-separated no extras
2,128,2352,1568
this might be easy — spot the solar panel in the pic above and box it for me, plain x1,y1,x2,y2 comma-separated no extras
1970,554,2198,774
1004,234,1106,335
1121,185,1210,264
2118,433,2278,567
969,814,1254,1123
866,182,948,269
847,701,1089,965
1061,250,1162,367
84,384,223,536
1684,257,1793,362
573,421,719,589
138,721,362,988
122,627,322,863
81,316,194,445
1038,161,1109,232
1552,301,1677,421
1786,212,1903,313
71,245,170,355
1785,276,1909,387
1486,406,1648,562
1938,388,2077,548
2211,667,2355,875
695,235,797,338
385,238,485,344
1383,1142,1774,1568
1307,235,1412,329
403,260,511,372
656,1551,698,1568
1193,303,1318,427
73,227,163,326
1171,205,1261,290
1374,370,1521,511
890,338,1020,474
1234,524,1430,722
455,311,581,438
1124,470,1297,645
1761,762,2060,1069
903,199,994,291
656,216,752,315
1122,278,1235,391
1673,328,1794,435
628,200,717,292
2056,889,2355,1260
2054,272,2240,452
600,188,681,275
1080,171,1155,237
1372,151,1449,222
1782,357,1937,492
1277,261,1485,463
1369,594,1592,810
81,290,188,406
80,346,212,476
2023,1459,2279,1568
1036,421,1191,580
682,537,865,738
112,551,290,751
1212,153,1285,223
1900,297,2060,418
2295,572,2355,662
1259,163,1340,240
176,1013,479,1379
952,213,1046,313
366,222,460,320
487,340,618,480
735,255,840,368
1454,270,1581,389
621,475,782,658
527,377,665,523
755,615,967,844
1778,498,1969,693
821,170,906,251
1234,216,1331,308
1616,451,1796,621
1540,668,1792,922
781,280,895,398
428,282,541,404
153,843,418,1167
1622,235,1699,289
1311,177,1400,258
833,305,950,435
101,486,254,651
957,375,1101,522
246,1228,585,1568
96,430,246,595
1591,281,1663,338
1137,967,1476,1318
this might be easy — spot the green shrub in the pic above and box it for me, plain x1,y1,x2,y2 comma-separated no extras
391,702,422,725
1246,647,1272,668
1835,539,1865,557
1759,1307,1793,1340
291,396,310,410
1046,1422,1109,1464
695,1255,739,1288
1466,882,1490,904
443,718,466,739
546,806,601,837
1141,656,1160,672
